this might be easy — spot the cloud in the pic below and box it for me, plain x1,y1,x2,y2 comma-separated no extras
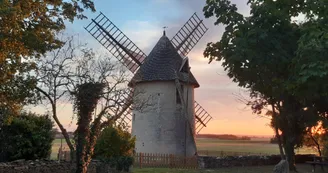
122,20,163,53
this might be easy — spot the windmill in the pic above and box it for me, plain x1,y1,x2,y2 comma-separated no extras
85,12,213,156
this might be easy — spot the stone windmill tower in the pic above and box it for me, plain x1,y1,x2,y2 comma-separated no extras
85,12,213,157
129,32,200,156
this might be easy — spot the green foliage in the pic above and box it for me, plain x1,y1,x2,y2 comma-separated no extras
203,0,328,170
0,75,38,123
93,125,135,172
290,12,328,109
0,0,96,116
0,112,55,162
94,125,136,159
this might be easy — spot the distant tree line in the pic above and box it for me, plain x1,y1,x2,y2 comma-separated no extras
54,130,74,139
197,134,251,140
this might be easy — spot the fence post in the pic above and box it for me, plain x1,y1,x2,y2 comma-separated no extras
139,153,143,169
169,154,172,169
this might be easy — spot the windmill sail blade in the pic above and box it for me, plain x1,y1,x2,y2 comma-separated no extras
85,12,146,73
103,88,133,127
171,13,208,57
194,101,212,134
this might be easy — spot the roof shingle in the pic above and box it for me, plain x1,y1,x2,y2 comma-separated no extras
128,35,199,88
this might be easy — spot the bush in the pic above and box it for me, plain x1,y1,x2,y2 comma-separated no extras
0,112,55,162
94,125,135,159
93,125,135,171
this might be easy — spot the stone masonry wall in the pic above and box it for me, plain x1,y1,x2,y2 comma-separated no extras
198,154,315,169
0,159,118,173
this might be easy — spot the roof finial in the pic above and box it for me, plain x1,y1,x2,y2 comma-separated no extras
163,26,168,36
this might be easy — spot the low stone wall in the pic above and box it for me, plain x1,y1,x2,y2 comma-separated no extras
0,155,315,172
0,159,118,173
198,154,315,169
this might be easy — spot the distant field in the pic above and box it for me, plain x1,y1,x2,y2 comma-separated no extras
196,137,315,156
51,138,70,159
51,137,316,160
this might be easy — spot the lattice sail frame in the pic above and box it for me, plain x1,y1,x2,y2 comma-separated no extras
194,101,212,133
85,12,146,73
105,89,133,127
85,12,212,133
171,13,208,57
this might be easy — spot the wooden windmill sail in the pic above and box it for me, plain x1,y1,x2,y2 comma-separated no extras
85,12,212,133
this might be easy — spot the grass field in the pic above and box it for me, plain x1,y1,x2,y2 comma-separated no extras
196,138,315,156
51,137,316,159
132,164,324,173
51,138,71,159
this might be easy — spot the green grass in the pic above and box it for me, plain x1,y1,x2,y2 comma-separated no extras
132,164,324,173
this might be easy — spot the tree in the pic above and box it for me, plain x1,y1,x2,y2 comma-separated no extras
288,0,328,127
0,0,96,120
203,0,325,171
0,112,55,162
67,49,131,173
34,35,136,173
303,124,325,156
74,82,104,173
35,35,83,158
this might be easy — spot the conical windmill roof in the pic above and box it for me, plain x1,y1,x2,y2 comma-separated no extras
128,35,199,88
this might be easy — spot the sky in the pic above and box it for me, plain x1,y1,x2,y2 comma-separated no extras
31,0,275,136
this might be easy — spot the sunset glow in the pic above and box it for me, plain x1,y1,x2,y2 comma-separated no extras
30,0,275,137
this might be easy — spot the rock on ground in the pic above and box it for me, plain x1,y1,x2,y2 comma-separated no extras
273,160,289,173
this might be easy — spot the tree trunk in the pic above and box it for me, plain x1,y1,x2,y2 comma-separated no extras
271,103,285,160
310,134,322,156
75,115,90,173
274,126,285,159
284,137,296,171
35,87,75,153
52,104,75,152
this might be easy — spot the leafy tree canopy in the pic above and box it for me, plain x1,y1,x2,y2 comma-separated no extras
0,0,96,117
203,0,328,106
203,0,328,170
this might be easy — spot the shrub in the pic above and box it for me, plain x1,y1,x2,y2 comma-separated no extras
93,125,135,171
94,125,135,159
0,112,55,162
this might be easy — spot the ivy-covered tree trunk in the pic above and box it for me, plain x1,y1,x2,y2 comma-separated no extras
74,83,104,173
75,108,92,173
